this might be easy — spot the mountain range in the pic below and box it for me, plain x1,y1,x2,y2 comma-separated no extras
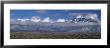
10,14,101,32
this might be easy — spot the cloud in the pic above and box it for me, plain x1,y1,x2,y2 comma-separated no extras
56,19,65,22
85,14,98,20
17,18,30,22
17,19,27,22
16,18,30,25
31,16,41,22
42,17,51,22
36,10,47,13
69,13,99,19
76,14,83,18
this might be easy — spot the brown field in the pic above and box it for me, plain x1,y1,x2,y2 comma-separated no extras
10,32,101,39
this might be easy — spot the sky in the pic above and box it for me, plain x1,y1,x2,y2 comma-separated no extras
10,10,101,21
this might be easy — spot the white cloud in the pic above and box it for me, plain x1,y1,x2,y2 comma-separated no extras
42,17,51,22
16,18,30,25
31,16,41,22
17,19,26,22
76,14,82,18
69,13,99,20
25,19,30,21
85,14,98,20
17,18,30,22
56,19,65,22
17,19,21,21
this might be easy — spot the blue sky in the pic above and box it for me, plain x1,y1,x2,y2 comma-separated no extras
10,10,101,20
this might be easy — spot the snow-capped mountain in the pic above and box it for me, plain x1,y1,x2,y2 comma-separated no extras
10,22,101,32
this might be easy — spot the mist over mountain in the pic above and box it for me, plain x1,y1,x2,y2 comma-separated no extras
10,13,101,32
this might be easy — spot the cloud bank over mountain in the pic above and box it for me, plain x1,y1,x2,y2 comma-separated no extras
30,16,40,22
10,13,101,32
11,13,100,24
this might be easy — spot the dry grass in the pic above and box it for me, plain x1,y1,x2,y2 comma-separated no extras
10,32,101,39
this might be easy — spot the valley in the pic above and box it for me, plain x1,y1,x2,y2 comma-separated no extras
10,32,101,39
